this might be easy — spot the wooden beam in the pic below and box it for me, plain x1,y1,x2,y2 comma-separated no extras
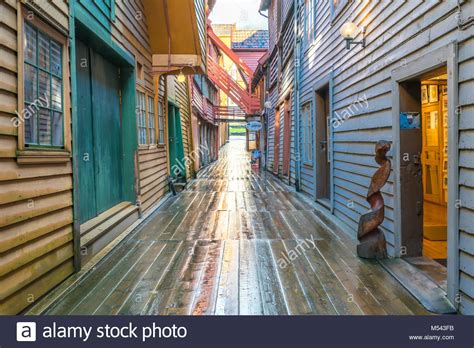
207,26,254,78
152,54,202,67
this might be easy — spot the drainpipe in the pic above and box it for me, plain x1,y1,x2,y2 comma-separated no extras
293,0,301,191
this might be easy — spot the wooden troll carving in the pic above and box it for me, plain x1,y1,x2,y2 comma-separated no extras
357,140,391,259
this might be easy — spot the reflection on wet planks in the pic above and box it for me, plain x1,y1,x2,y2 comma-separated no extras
45,140,429,315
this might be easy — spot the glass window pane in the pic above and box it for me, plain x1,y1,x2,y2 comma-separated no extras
38,108,51,145
38,70,50,102
38,32,50,70
50,40,62,76
159,130,164,144
149,129,155,144
24,107,37,144
24,23,37,64
140,128,146,145
52,111,63,146
52,77,62,110
24,64,37,103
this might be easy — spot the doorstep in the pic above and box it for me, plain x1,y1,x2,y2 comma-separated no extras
80,202,140,265
380,258,456,314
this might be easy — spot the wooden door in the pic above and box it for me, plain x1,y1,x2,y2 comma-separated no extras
422,103,443,204
273,108,281,174
282,100,291,177
76,40,122,223
90,49,122,214
168,103,185,179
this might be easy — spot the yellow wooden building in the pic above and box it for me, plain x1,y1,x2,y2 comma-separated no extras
0,0,209,314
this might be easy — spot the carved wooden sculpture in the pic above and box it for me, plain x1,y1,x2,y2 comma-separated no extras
357,140,391,259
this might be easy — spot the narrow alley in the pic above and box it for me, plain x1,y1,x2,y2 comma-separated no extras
2,0,473,319
37,138,428,315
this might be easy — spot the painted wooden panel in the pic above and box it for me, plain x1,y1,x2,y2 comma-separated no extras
105,0,169,213
0,0,73,315
458,34,474,312
264,0,474,313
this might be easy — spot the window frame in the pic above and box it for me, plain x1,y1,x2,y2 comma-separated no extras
17,5,71,163
304,0,317,48
136,90,148,146
136,88,160,148
147,95,156,145
23,22,64,149
157,99,166,145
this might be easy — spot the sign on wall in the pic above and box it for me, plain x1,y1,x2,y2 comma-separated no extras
246,121,262,132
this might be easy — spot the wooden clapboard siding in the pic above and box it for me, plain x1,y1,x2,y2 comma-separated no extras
267,0,279,54
266,1,295,181
458,32,474,313
280,11,294,182
168,75,194,179
291,0,474,312
0,0,73,314
300,1,444,234
101,0,169,213
174,76,193,179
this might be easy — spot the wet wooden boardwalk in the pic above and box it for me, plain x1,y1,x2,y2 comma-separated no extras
44,139,428,315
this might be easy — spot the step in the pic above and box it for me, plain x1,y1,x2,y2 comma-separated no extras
80,203,140,265
405,256,448,291
80,202,131,237
379,258,457,314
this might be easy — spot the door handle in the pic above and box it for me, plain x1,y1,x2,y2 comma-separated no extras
320,141,327,151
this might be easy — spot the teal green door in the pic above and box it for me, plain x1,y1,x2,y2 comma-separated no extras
76,40,123,223
168,103,185,180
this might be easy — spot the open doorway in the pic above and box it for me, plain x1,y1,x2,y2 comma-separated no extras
273,107,281,175
315,85,331,205
398,67,448,289
421,76,448,268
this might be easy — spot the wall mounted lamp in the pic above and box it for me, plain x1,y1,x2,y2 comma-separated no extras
177,70,186,83
340,22,366,49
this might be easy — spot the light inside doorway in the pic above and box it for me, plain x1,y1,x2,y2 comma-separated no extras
421,73,448,267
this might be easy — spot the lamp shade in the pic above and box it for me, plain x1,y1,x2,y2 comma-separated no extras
340,22,359,40
177,71,186,83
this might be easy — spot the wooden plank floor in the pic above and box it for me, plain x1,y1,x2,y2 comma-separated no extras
45,139,429,315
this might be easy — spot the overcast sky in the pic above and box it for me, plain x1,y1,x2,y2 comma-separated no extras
209,0,268,30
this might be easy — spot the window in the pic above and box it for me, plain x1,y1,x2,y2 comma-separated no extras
23,22,64,147
301,103,313,164
304,0,316,45
147,96,156,144
158,101,165,145
136,91,147,145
